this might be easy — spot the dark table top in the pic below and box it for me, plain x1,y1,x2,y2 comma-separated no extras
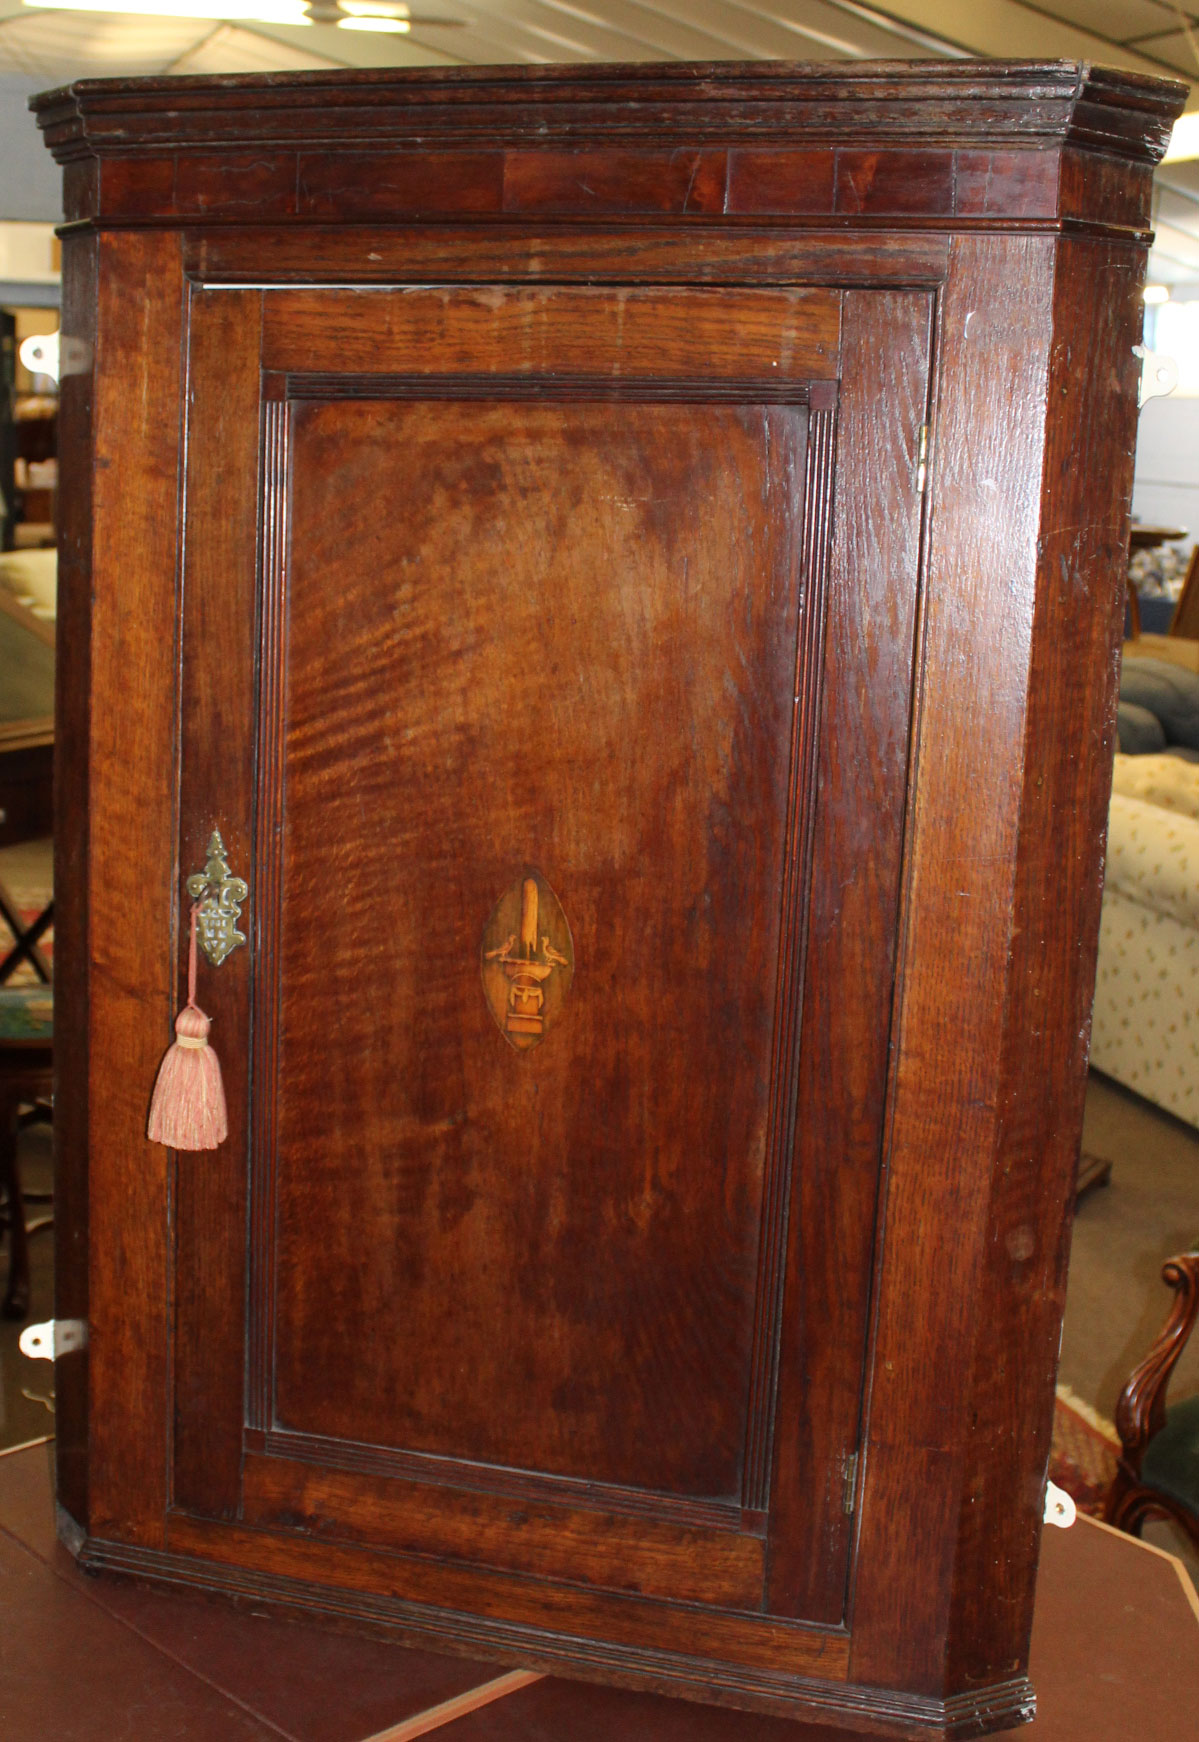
0,1438,1196,1741
1129,523,1188,552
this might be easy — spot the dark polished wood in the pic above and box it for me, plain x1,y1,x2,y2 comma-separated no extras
1105,1250,1199,1553
3,1442,1198,1742
35,58,1185,1741
34,61,1175,235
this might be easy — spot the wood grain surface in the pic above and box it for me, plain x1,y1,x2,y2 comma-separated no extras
4,1440,1198,1742
189,228,953,290
171,286,262,1520
944,229,1153,1689
266,392,808,1497
163,1512,851,1682
33,64,1182,233
848,231,1060,1695
80,230,186,1550
44,60,1184,1740
768,287,932,1625
261,286,839,381
51,226,97,1532
241,1453,765,1608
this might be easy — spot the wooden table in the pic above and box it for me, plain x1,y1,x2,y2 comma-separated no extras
0,1439,1195,1741
1128,523,1187,553
1125,525,1189,638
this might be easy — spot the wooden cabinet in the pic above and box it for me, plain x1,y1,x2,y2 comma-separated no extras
35,61,1183,1738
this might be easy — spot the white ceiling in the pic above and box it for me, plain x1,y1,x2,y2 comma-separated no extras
3,0,1199,281
2,0,1199,83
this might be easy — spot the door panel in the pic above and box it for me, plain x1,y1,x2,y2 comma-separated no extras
266,395,805,1499
172,283,931,1630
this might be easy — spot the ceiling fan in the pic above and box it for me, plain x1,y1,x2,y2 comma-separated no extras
22,0,466,32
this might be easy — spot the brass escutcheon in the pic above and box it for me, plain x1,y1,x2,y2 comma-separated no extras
186,829,248,968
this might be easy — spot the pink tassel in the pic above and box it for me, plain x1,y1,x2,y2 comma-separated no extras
147,902,227,1150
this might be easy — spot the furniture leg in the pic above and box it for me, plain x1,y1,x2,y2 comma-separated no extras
1076,1152,1113,1200
0,1084,29,1320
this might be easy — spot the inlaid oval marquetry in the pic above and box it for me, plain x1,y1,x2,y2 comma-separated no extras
481,870,574,1052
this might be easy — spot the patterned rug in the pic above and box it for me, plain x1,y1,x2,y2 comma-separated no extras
1050,1384,1120,1518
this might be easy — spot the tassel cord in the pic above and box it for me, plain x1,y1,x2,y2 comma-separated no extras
186,899,200,1014
146,892,228,1150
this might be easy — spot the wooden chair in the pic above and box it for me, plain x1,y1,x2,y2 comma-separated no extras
0,894,53,1323
0,995,52,1319
1126,574,1142,640
0,577,54,1319
1170,546,1199,641
1104,1249,1199,1553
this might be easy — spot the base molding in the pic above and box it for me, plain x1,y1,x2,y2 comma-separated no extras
77,1533,1035,1739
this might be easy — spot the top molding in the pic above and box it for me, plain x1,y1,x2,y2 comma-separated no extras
33,60,1185,166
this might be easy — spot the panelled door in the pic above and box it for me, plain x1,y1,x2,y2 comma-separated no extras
169,280,932,1653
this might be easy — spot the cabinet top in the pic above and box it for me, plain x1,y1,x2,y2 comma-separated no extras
34,59,1183,166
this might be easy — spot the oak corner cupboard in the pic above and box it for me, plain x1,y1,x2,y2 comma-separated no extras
34,59,1184,1739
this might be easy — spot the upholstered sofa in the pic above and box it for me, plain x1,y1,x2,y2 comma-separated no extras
1092,657,1199,1126
0,550,57,625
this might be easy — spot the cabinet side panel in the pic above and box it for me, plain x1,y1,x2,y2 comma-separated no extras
945,234,1148,1688
849,234,1056,1695
53,229,99,1531
85,231,185,1547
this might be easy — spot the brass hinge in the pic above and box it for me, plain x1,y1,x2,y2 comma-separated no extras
916,423,929,495
842,1450,859,1516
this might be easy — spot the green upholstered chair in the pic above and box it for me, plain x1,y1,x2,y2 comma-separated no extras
1104,1249,1199,1555
0,987,52,1320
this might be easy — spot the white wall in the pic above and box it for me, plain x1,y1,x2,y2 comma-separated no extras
0,78,62,224
1132,394,1199,552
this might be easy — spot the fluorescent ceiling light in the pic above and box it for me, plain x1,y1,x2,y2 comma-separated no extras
23,0,416,20
1164,112,1199,164
25,0,313,17
338,0,408,24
